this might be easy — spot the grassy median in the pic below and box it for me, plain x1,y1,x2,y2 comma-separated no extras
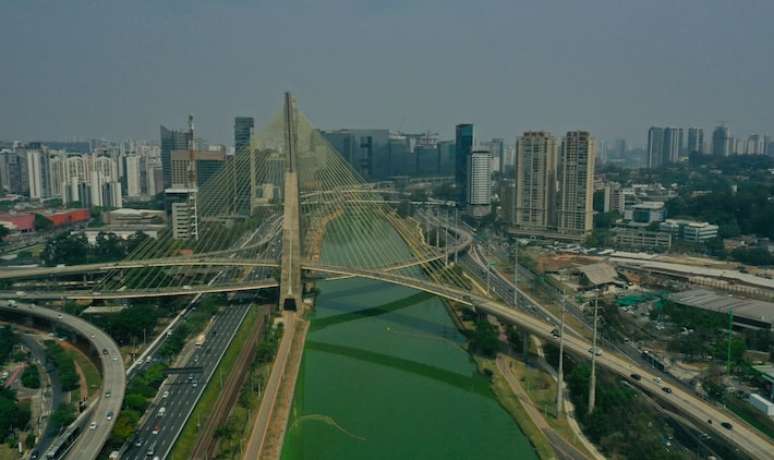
170,306,258,460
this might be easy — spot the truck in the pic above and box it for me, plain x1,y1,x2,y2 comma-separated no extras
195,334,206,347
749,393,774,416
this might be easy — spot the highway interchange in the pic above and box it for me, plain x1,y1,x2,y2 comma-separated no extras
0,300,125,460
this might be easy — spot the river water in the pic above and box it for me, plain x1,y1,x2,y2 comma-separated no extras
281,216,537,460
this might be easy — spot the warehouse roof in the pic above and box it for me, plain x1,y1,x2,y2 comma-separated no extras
669,289,774,328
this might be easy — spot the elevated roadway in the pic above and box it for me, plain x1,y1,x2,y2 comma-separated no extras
0,300,125,460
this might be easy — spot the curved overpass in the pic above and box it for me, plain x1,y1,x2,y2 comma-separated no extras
0,301,125,460
302,264,774,460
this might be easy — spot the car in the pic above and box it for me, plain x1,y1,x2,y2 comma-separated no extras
112,356,118,362
152,425,159,435
105,391,111,399
90,334,95,339
163,390,169,399
662,387,672,394
183,285,192,290
588,347,602,356
57,313,63,319
147,447,155,456
106,411,113,421
630,373,641,381
551,328,560,338
192,380,198,388
654,377,662,384
102,348,108,355
720,422,733,430
134,439,142,447
89,421,97,430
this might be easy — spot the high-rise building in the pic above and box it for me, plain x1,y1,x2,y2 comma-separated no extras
0,149,27,194
170,149,226,188
647,127,680,168
26,149,50,200
557,131,595,236
687,127,704,154
745,134,765,155
514,131,558,231
160,124,193,190
500,179,516,225
467,149,491,217
234,116,254,155
711,126,730,156
437,141,456,176
124,155,142,198
90,156,122,208
455,124,474,204
488,138,505,173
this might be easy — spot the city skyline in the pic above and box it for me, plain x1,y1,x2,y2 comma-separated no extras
1,1,773,145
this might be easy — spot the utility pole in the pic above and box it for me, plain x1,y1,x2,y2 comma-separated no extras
727,306,734,374
588,293,599,415
454,208,459,263
556,299,566,418
513,241,519,308
444,208,449,267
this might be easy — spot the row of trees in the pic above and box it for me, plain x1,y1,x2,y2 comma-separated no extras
41,230,150,266
44,341,79,391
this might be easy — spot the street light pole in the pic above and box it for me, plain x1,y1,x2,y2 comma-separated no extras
556,299,566,418
513,241,519,308
444,209,449,267
588,293,599,415
454,208,459,263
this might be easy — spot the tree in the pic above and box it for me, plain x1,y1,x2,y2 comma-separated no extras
94,231,126,262
33,213,54,231
126,231,150,255
468,319,502,357
21,365,40,389
48,403,75,434
41,232,89,266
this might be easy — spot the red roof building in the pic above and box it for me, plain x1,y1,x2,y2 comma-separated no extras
45,209,91,227
0,213,35,232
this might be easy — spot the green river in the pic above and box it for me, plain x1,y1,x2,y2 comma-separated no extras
281,217,537,460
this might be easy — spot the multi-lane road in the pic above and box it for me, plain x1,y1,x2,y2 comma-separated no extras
0,300,125,460
123,303,251,460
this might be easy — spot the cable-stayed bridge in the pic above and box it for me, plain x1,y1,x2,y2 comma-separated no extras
1,93,772,460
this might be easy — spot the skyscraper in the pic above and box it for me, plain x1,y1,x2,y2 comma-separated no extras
647,127,680,168
234,116,254,155
488,138,505,173
557,131,595,236
467,149,491,217
514,131,558,231
455,124,474,205
124,155,142,198
745,134,765,155
160,124,193,190
712,126,730,156
687,127,704,154
26,149,50,200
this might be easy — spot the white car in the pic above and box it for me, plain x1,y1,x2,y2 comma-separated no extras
162,390,169,399
89,421,97,430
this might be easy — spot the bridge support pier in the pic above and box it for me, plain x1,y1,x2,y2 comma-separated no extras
278,92,303,311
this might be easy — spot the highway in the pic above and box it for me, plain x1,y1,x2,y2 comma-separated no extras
123,303,251,460
0,300,125,460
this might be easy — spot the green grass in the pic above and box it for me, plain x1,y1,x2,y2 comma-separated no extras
65,348,102,396
478,358,556,460
170,307,258,460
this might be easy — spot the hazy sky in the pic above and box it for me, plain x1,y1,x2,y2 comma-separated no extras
1,0,773,147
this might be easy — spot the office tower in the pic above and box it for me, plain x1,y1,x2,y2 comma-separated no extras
170,149,226,188
437,141,456,176
455,124,474,204
160,124,193,190
467,149,491,217
514,131,558,231
557,131,595,236
124,155,142,198
26,149,50,200
321,129,390,179
687,128,704,154
614,138,627,157
488,138,505,173
647,127,680,168
234,116,254,155
500,179,516,224
712,126,730,156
